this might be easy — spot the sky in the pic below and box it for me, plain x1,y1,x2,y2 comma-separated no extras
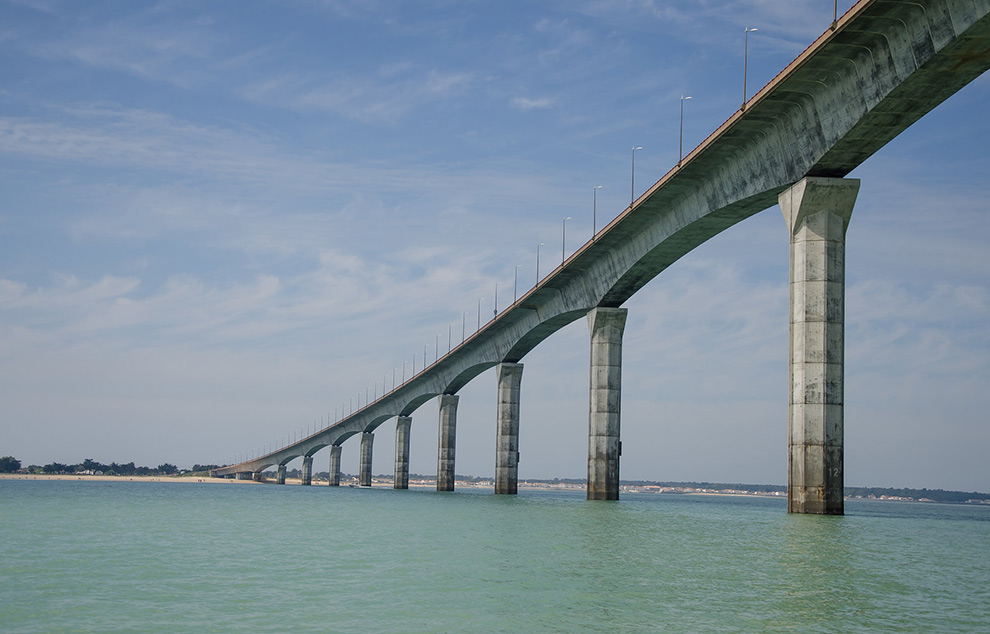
1,0,988,492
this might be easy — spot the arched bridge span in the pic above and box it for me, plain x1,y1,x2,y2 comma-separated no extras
213,0,990,513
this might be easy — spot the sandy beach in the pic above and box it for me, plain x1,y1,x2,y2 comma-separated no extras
0,473,259,484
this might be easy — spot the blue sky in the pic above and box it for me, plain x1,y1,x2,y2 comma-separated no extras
2,0,988,491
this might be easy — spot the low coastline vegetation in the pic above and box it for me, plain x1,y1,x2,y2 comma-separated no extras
3,456,988,503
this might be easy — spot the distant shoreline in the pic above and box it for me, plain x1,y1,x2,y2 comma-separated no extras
3,474,987,504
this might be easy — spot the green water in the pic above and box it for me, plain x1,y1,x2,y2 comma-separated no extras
2,480,988,633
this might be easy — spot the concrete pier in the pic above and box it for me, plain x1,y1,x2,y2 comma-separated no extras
301,455,313,486
495,362,523,495
394,416,412,489
587,307,628,501
437,394,459,491
779,177,859,515
359,432,374,487
235,472,252,481
328,445,341,486
276,464,286,485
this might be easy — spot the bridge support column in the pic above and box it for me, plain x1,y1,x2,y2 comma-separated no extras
394,416,412,489
437,394,459,491
235,472,253,481
301,455,313,486
328,445,341,486
276,464,286,485
587,307,627,501
495,363,523,495
359,432,374,487
779,177,859,515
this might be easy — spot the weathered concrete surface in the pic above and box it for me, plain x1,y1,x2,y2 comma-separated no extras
780,177,859,514
276,464,286,485
212,0,990,488
437,394,459,491
359,432,374,487
495,363,523,495
587,308,628,500
301,455,313,486
328,445,341,487
394,416,412,489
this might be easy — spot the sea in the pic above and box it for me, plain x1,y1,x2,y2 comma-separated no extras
2,479,988,633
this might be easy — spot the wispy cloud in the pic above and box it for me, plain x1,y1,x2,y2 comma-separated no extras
511,96,553,110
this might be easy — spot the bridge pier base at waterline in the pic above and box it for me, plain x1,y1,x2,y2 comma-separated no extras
394,416,412,489
587,307,628,501
437,394,459,491
276,464,286,485
328,444,341,486
495,363,523,495
780,176,859,515
300,455,313,485
359,432,374,487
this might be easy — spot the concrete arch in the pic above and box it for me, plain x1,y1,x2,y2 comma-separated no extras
399,392,441,417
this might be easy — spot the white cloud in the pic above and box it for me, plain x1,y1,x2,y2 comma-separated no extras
511,96,553,110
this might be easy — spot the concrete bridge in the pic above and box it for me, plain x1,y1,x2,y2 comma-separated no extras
212,0,990,514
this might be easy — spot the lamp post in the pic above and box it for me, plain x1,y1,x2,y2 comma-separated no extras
631,146,643,206
494,282,499,316
562,217,571,264
832,0,838,30
679,95,692,166
536,242,544,284
743,27,758,110
477,297,483,331
593,185,603,238
514,264,522,302
462,311,467,342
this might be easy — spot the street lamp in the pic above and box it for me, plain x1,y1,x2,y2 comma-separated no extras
477,297,484,331
494,282,499,316
513,264,522,302
832,0,838,30
631,146,643,206
743,27,758,110
462,311,467,342
536,243,545,284
679,95,692,166
593,185,603,238
562,217,571,264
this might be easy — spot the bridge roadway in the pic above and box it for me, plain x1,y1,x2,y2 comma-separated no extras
213,0,990,513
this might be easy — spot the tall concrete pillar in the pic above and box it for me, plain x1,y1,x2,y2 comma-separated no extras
359,432,374,487
235,472,252,480
394,416,412,490
301,455,313,485
495,362,523,495
587,307,628,501
437,394,459,491
328,445,341,487
276,464,286,485
779,176,859,515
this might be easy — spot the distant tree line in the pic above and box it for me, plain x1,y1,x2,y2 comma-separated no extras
0,456,180,476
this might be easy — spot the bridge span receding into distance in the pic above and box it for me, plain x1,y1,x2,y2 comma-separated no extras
212,0,990,514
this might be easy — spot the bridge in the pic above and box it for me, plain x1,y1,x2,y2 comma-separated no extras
212,0,990,514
